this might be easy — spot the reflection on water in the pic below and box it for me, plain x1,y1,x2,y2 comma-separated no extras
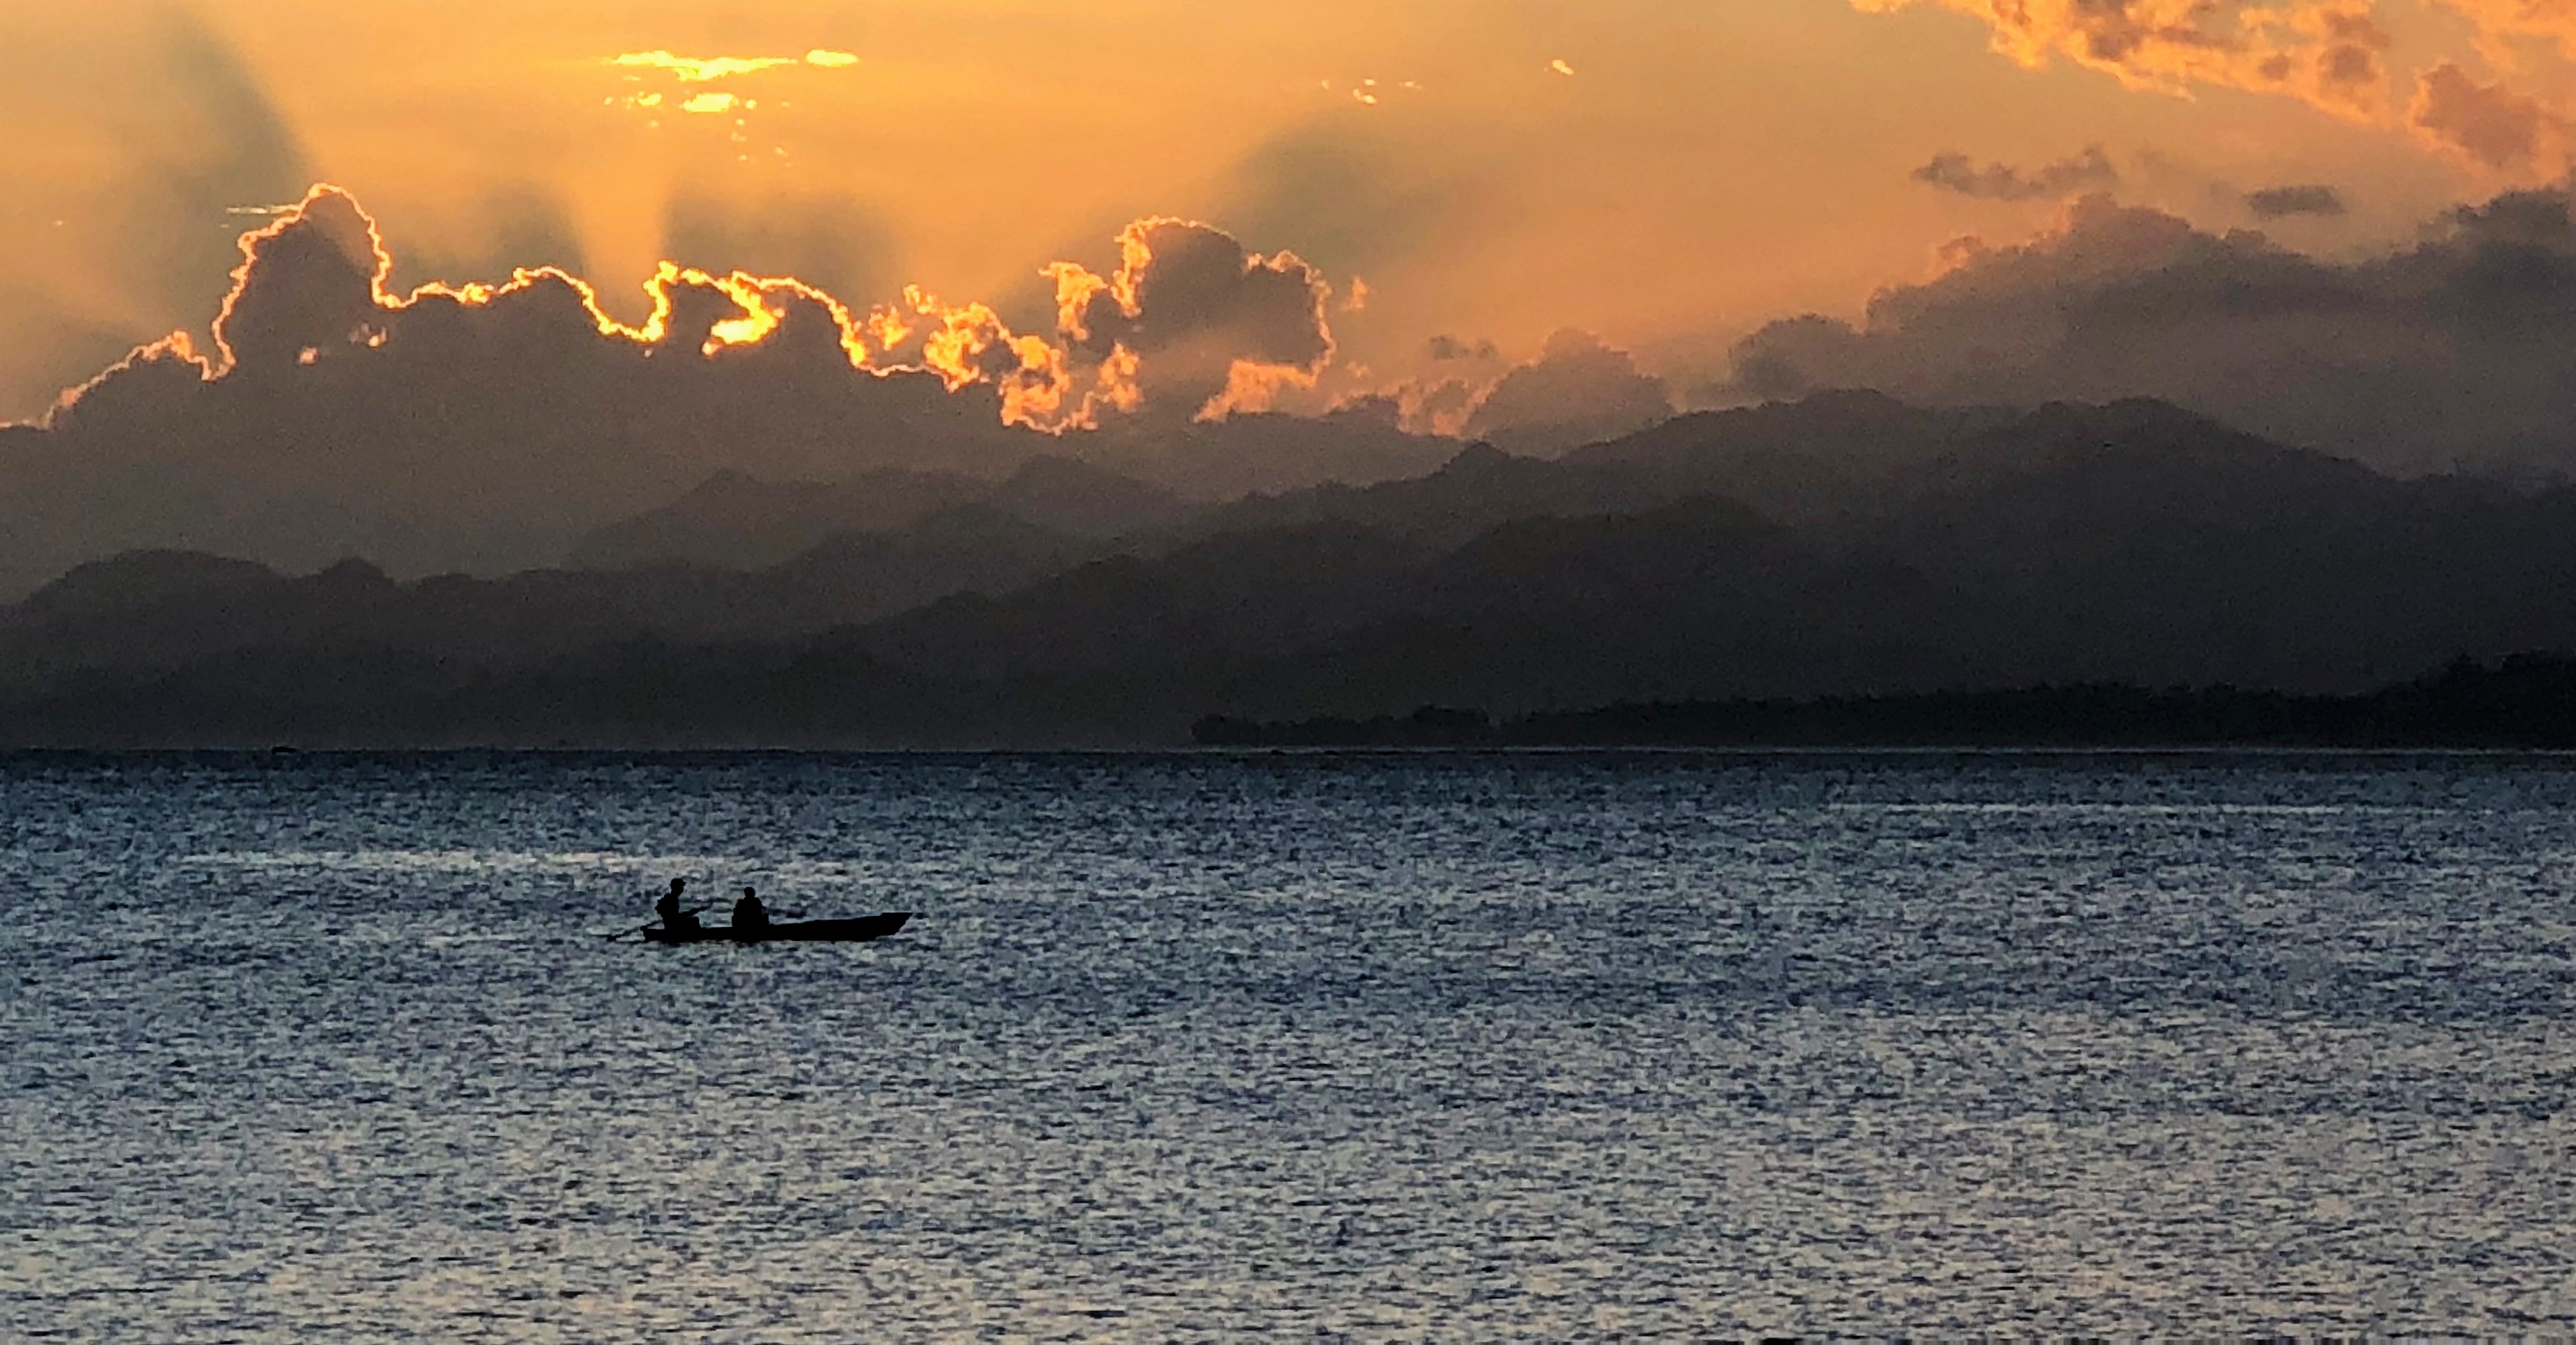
4,750,2575,1337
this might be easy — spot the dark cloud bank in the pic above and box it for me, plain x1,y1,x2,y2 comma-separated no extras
2244,184,2347,219
1913,146,2118,201
1721,187,2576,476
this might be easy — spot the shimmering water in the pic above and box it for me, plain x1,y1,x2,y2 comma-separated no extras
5,750,2576,1338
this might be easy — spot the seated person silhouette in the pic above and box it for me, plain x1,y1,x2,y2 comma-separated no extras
732,885,770,933
654,878,700,934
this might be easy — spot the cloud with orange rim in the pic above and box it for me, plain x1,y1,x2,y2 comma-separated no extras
50,183,1345,434
0,184,1368,582
1855,0,2576,171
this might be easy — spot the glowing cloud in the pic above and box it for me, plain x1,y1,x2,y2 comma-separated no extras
0,182,1421,587
610,51,799,83
1318,77,1423,108
1854,0,2576,169
1046,217,1338,421
36,185,1357,447
1849,0,2393,118
609,49,864,82
605,46,859,134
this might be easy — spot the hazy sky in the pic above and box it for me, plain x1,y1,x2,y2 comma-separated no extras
2,0,2563,419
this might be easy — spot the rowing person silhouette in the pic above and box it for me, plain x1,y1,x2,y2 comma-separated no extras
654,877,702,935
732,885,770,933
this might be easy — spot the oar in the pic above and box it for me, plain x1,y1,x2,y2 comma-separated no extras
601,906,709,940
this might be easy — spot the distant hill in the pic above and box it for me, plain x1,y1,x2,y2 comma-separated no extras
1195,655,2576,749
12,392,2576,746
0,508,1100,696
569,456,1191,571
1175,390,2019,548
0,380,1454,599
1079,404,1460,502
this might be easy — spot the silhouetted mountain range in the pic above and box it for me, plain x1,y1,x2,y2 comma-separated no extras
1077,403,1460,502
10,391,2576,746
0,383,1455,598
568,456,1191,571
0,507,1097,689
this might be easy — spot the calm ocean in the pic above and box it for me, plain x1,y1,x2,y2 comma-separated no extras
6,750,2574,1337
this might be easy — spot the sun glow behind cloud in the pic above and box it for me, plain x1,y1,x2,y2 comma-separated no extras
47,183,1355,443
609,51,799,83
605,47,858,117
608,49,860,81
8,0,2573,428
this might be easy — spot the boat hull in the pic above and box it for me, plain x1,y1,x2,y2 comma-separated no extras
642,913,911,945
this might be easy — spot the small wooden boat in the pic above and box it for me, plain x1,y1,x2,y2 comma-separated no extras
642,913,912,945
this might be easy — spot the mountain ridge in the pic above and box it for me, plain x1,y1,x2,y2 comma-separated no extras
11,391,2576,745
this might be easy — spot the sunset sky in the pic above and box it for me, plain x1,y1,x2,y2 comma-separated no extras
3,0,2566,423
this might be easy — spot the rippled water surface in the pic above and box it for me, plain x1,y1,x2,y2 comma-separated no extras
6,750,2576,1338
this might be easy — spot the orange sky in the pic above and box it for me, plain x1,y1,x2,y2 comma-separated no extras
3,0,2563,420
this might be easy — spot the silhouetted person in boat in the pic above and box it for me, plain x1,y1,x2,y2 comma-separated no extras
655,878,700,935
732,885,770,933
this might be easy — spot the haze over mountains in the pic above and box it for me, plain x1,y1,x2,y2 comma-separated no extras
17,177,2576,745
11,389,2576,747
18,179,2576,603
